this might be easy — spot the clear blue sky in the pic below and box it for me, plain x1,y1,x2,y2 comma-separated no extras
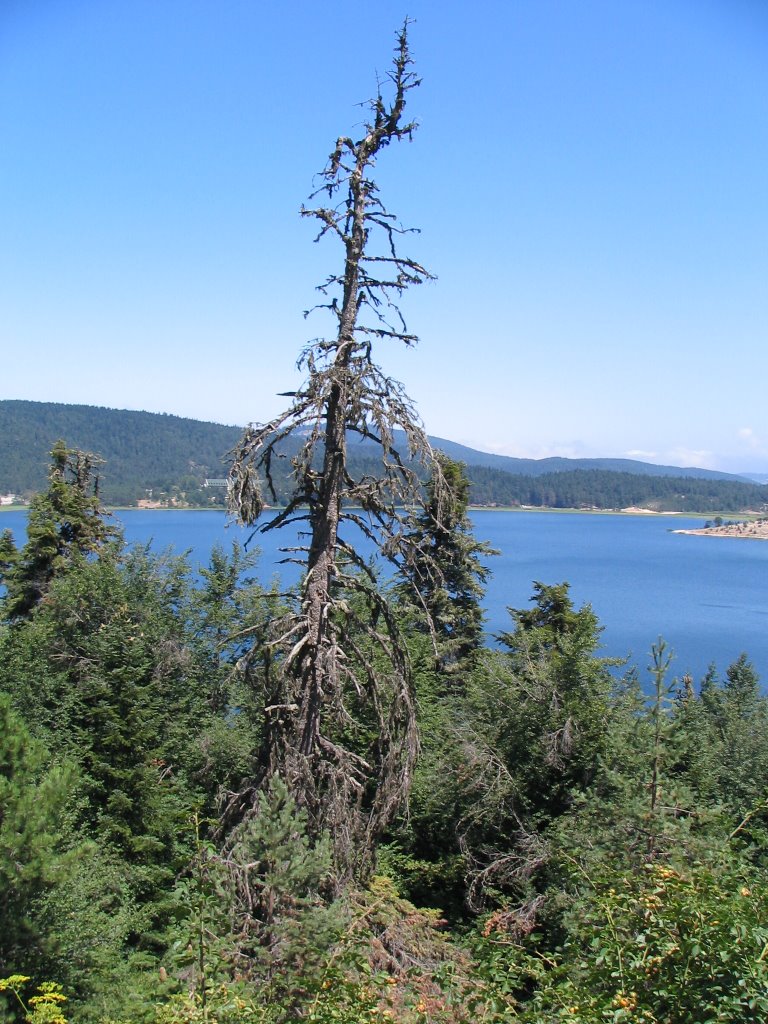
2,0,767,473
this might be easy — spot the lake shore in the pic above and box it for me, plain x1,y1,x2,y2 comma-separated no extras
1,503,755,519
673,519,768,540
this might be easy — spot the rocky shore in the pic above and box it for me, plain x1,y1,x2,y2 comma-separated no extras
673,518,768,540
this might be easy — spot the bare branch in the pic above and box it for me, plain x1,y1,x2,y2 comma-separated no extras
226,21,446,882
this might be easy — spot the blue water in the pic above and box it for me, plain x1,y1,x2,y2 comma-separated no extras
475,511,768,683
3,509,767,684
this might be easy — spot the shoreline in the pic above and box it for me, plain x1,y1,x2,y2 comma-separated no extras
672,520,768,541
1,504,759,520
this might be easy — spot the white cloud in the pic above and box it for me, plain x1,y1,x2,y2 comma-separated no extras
738,426,765,452
480,439,592,461
452,434,765,474
660,447,717,470
625,449,658,460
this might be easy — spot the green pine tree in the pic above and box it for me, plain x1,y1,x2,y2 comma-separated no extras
1,441,114,620
0,695,76,975
400,454,495,674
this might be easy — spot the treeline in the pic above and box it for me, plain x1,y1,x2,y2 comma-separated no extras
1,446,767,1023
211,451,768,514
3,400,766,513
468,465,768,512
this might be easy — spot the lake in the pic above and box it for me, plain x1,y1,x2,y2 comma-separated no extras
3,508,767,685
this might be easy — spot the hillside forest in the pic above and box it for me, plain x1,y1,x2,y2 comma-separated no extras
2,399,767,514
2,26,767,1024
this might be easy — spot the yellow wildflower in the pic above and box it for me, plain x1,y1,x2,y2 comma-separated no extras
0,976,31,992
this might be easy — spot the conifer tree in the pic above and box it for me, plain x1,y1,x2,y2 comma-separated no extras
401,454,494,672
0,441,112,620
456,583,618,911
701,653,768,814
0,695,75,973
496,581,615,800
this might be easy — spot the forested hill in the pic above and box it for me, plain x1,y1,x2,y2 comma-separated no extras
0,400,242,504
467,465,768,513
1,399,766,512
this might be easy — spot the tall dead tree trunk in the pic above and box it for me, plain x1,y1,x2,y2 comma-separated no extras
227,22,448,880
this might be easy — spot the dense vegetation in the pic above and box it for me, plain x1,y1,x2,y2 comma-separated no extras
2,401,766,513
0,400,240,506
2,444,767,1023
467,465,768,512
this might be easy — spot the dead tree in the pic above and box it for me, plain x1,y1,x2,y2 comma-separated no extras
227,23,447,880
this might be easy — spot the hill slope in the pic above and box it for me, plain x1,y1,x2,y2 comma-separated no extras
424,434,746,481
0,400,241,503
351,431,744,482
1,400,765,513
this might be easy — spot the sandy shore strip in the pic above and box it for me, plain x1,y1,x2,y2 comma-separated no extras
673,519,768,540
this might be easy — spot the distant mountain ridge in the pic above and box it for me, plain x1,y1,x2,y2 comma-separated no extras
385,432,747,483
0,400,764,513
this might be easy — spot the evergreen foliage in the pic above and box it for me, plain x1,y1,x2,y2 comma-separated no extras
4,463,768,1019
0,441,115,619
466,464,768,512
400,455,495,672
0,696,75,976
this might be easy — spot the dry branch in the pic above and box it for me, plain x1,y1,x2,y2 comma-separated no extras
226,22,447,881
